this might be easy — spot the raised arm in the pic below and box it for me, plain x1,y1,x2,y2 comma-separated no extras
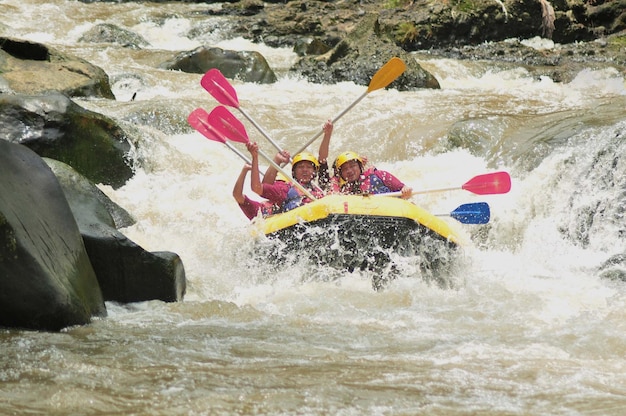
315,120,333,191
318,120,333,165
246,142,263,196
232,164,251,204
262,149,290,184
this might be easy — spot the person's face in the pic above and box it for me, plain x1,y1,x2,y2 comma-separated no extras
340,160,361,182
293,161,316,183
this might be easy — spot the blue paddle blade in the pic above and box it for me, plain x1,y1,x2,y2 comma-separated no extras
449,202,490,224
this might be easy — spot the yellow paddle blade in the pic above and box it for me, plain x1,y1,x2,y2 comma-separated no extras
367,57,406,92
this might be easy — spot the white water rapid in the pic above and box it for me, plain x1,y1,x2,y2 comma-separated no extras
2,1,626,414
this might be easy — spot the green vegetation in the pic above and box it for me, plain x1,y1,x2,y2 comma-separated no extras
608,34,626,47
396,22,419,44
451,0,476,13
385,0,477,12
384,0,412,9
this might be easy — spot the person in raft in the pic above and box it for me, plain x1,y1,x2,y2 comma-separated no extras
330,151,413,199
260,120,334,192
232,163,278,220
247,120,334,213
232,144,293,219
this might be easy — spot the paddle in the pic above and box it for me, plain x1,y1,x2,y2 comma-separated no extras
377,171,512,198
436,202,490,225
201,69,284,155
206,105,318,201
187,108,254,167
291,57,407,156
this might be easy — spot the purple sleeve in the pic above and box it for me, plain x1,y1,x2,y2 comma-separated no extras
261,181,290,204
374,170,405,192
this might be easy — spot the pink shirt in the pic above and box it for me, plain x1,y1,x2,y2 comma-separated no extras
238,196,265,220
261,181,290,204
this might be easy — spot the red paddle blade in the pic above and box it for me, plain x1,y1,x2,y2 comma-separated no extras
462,171,511,195
207,106,249,144
187,108,225,143
200,68,240,108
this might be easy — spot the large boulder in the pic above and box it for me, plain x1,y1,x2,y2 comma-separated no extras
0,93,134,189
0,37,114,99
292,13,440,90
161,46,277,84
0,141,107,331
46,159,187,304
78,23,151,49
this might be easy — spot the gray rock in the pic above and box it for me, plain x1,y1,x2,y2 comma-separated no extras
78,23,151,49
161,46,277,84
292,13,440,90
0,93,134,189
0,141,106,331
0,36,114,99
46,159,186,304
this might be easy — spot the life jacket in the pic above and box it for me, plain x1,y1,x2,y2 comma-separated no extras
363,168,392,194
281,182,325,212
259,201,279,217
335,168,391,195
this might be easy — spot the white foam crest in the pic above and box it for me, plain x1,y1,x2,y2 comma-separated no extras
132,18,202,51
215,37,299,70
568,68,626,96
519,36,557,50
423,58,625,113
376,148,509,213
469,245,614,325
427,58,537,90
18,31,56,44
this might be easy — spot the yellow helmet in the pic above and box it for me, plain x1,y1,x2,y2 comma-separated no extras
276,172,290,182
334,151,363,171
292,151,319,170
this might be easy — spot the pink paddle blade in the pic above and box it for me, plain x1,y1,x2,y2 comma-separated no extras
206,106,249,144
187,108,225,143
462,171,511,195
200,69,240,108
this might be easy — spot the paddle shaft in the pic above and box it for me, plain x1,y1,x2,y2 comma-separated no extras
207,105,318,201
190,110,267,176
206,74,285,155
293,57,406,156
378,186,461,198
376,172,511,198
292,90,368,157
224,141,268,178
237,106,285,155
256,147,317,201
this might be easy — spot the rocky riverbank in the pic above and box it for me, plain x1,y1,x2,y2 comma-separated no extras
209,0,626,83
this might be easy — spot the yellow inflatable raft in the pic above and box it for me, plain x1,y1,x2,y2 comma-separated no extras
254,195,462,288
261,194,461,245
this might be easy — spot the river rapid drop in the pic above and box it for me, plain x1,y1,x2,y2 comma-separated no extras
2,1,626,414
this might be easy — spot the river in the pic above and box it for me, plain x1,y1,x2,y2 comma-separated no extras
2,0,626,414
